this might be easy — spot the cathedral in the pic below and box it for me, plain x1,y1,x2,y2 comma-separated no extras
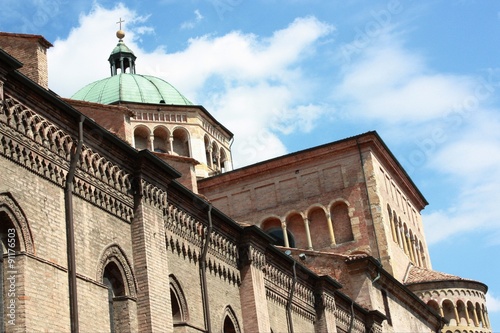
0,28,492,332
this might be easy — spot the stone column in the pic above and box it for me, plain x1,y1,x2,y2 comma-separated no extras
410,235,417,263
326,213,336,247
281,220,290,248
390,218,398,242
396,222,403,249
465,305,471,326
149,134,155,151
472,306,479,326
453,305,460,326
207,146,213,167
478,306,486,327
304,218,313,250
169,136,174,154
484,309,490,328
401,226,409,255
215,152,221,171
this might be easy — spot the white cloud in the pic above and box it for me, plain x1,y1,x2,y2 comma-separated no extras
48,3,146,97
331,28,500,246
487,292,500,312
48,5,334,167
180,9,204,30
334,40,475,123
422,112,500,244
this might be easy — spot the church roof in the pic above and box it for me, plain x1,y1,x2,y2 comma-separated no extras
404,266,486,287
71,73,193,105
405,266,464,284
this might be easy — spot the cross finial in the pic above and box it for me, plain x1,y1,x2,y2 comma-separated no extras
116,17,125,30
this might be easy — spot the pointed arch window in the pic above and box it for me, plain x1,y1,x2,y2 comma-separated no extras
97,245,137,333
0,193,35,331
222,306,241,333
169,275,189,331
103,262,126,333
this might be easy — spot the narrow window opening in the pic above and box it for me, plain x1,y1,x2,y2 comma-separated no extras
103,262,126,333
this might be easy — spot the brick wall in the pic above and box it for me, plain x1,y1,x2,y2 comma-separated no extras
0,33,51,89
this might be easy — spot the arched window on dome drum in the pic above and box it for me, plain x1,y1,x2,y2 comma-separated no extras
153,127,169,153
172,128,190,157
204,136,212,168
134,126,150,150
220,148,228,173
211,142,220,171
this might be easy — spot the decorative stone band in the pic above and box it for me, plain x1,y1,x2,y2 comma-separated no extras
0,93,135,221
335,306,365,333
164,202,240,286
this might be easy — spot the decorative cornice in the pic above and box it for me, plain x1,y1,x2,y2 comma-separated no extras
164,203,240,286
0,93,135,222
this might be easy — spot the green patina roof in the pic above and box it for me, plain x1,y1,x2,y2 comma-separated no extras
71,73,193,105
110,40,135,56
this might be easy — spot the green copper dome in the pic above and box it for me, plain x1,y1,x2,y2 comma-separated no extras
71,73,193,105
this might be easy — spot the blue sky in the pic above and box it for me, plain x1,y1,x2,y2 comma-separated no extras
1,0,499,329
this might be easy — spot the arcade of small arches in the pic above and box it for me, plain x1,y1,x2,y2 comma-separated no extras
133,125,191,157
387,204,427,268
204,135,230,173
259,200,355,250
426,298,490,331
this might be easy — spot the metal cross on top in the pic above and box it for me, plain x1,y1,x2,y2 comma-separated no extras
116,17,125,30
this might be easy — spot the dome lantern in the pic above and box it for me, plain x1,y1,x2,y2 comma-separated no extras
108,18,136,76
